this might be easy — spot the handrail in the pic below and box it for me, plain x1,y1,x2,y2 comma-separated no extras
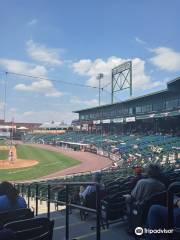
16,181,101,240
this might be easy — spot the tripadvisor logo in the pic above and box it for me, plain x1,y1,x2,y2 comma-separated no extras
135,227,143,236
135,227,174,236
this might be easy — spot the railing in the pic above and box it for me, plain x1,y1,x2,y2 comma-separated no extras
17,181,102,240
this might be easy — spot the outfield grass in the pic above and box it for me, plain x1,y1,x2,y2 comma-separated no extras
0,144,80,181
0,139,6,145
0,150,9,160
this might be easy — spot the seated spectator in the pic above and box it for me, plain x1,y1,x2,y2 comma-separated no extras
130,165,143,189
131,164,165,204
125,164,165,205
111,161,119,170
79,172,104,200
145,201,180,240
124,165,166,234
0,182,27,212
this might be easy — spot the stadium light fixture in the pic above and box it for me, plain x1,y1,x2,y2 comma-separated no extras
96,73,104,106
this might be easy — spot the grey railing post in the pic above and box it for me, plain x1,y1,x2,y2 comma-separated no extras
66,184,69,240
47,184,51,219
35,184,39,216
96,183,101,240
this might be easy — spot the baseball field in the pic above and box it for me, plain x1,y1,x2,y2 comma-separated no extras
0,144,80,181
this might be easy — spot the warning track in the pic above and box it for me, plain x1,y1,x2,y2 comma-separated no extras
28,144,112,179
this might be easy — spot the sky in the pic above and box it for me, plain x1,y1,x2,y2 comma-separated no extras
0,0,180,123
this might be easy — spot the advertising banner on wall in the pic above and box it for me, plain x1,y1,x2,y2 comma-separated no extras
125,117,136,122
93,120,101,125
113,118,124,123
102,119,111,123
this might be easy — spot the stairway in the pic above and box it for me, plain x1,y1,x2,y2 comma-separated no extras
38,209,134,240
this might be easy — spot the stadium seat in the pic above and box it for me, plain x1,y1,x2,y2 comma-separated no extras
0,208,34,225
167,182,180,240
129,191,167,231
4,217,54,240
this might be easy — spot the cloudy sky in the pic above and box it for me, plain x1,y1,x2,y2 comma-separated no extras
0,0,180,123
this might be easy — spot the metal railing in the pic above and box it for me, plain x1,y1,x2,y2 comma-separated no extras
17,181,102,240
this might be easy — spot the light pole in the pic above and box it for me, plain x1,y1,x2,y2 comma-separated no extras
96,73,104,106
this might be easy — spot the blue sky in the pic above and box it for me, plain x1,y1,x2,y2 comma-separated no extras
0,0,180,123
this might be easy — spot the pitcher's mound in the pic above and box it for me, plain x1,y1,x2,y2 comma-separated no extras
0,159,38,169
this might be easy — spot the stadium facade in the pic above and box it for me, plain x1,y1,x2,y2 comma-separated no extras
73,77,180,134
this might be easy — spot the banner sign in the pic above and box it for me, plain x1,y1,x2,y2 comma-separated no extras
93,120,100,124
113,118,124,123
125,117,136,122
102,119,111,123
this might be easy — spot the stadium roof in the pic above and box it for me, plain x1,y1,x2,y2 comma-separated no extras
74,76,180,113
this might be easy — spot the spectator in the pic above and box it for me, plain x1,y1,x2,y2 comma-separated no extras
130,166,143,189
0,182,27,212
130,164,165,204
111,161,119,170
124,165,166,234
79,172,104,200
145,201,180,240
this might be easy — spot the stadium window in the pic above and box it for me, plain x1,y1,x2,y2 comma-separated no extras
153,102,163,112
80,115,85,120
89,113,94,119
136,106,142,114
142,104,152,113
129,107,133,115
166,98,180,110
123,108,129,115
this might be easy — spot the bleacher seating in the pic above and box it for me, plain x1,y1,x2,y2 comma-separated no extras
12,167,179,239
4,217,54,240
0,208,34,225
24,132,180,170
17,132,180,238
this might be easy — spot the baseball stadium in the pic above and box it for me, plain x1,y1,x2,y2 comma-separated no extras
0,1,180,240
0,71,180,240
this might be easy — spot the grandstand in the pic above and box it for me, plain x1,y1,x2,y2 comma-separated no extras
73,77,180,135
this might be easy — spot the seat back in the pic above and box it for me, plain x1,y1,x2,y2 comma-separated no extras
167,182,180,240
102,197,126,221
4,217,54,240
85,189,106,209
130,191,167,229
0,208,34,225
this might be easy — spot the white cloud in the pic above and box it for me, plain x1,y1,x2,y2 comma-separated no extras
73,60,92,75
150,47,180,71
14,79,63,97
72,56,162,91
70,96,99,107
135,37,146,45
0,59,47,76
26,40,63,66
0,58,63,97
20,110,76,124
27,19,38,26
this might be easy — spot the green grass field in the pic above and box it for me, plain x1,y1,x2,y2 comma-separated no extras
0,144,80,181
0,139,6,145
0,150,9,160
